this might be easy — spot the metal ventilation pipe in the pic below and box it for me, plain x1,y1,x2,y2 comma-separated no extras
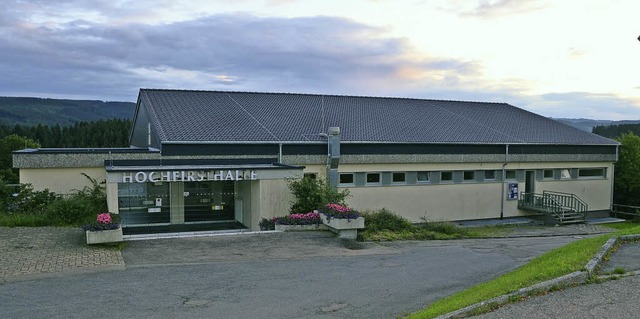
326,127,341,189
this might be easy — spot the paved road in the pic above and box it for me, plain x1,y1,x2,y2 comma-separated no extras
473,274,640,319
0,232,585,319
472,241,640,319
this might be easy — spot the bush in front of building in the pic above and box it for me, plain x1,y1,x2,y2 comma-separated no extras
0,175,108,227
288,177,350,214
46,196,97,226
358,208,471,241
259,218,275,231
3,183,58,216
360,208,413,233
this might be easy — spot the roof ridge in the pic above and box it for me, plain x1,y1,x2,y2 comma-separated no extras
138,88,509,105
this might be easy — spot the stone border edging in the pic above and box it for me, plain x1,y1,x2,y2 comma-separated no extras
435,234,640,319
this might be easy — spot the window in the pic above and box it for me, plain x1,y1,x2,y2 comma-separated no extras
339,173,354,185
543,169,553,179
484,170,495,180
441,171,453,182
561,169,571,179
417,171,430,183
392,172,406,183
505,170,516,180
366,173,381,184
304,173,317,180
463,171,475,181
578,168,605,179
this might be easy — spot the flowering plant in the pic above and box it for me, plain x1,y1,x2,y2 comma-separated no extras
272,212,321,225
321,203,360,220
82,212,121,231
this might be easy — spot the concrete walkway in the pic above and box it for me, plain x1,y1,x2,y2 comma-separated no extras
0,227,124,284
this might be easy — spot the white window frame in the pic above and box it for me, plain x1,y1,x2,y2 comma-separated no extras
440,171,453,183
484,170,495,181
339,173,355,186
417,171,430,183
578,168,606,179
366,172,381,185
463,171,475,182
392,172,406,184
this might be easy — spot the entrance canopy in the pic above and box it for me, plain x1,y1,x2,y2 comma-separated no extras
105,158,304,183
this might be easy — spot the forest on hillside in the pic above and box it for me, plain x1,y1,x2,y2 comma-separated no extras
0,96,135,126
0,119,131,183
592,123,640,139
0,119,131,148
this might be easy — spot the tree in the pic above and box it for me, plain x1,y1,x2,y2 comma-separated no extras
614,132,640,206
0,134,39,183
288,177,350,214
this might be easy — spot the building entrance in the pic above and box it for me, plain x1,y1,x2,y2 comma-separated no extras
184,181,235,222
117,180,244,234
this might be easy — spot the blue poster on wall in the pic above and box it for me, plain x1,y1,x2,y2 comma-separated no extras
507,182,518,200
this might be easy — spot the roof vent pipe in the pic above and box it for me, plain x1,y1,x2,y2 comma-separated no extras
326,127,341,189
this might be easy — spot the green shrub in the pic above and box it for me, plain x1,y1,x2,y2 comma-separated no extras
46,197,95,226
5,184,58,215
288,177,350,213
0,174,108,227
361,208,414,232
259,218,275,231
421,221,468,236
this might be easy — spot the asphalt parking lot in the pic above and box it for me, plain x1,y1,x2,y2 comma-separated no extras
0,224,620,318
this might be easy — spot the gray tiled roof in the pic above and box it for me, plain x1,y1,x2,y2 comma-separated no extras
138,89,617,145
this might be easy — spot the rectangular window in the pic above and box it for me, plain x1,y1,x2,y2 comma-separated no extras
484,170,495,180
463,171,475,181
417,171,430,183
304,173,317,180
366,173,381,184
543,169,553,179
578,168,605,179
392,172,406,183
441,171,453,182
505,170,516,180
339,173,354,185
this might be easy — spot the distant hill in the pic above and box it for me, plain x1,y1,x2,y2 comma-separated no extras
553,118,640,132
0,96,135,126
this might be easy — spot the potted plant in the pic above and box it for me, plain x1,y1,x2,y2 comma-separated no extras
319,204,364,239
83,212,123,244
273,211,325,231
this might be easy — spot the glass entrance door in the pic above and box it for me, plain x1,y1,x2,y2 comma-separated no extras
184,181,235,223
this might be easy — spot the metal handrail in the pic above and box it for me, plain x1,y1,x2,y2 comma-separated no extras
519,191,587,222
543,190,588,213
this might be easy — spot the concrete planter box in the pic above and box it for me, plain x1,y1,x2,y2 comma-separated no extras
275,224,327,232
86,228,123,244
320,213,365,239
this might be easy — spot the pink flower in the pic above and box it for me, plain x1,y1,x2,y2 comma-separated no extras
96,213,112,224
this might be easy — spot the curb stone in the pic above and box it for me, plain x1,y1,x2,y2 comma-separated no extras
434,234,640,319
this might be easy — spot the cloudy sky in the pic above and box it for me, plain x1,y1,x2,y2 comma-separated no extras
1,0,639,120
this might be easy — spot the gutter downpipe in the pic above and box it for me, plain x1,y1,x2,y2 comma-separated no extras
278,143,283,163
611,144,619,211
500,144,509,220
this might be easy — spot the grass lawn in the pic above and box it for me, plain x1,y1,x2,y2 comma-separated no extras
407,223,640,319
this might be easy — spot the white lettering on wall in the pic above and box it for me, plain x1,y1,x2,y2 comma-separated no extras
122,172,133,183
135,172,147,183
121,170,258,183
